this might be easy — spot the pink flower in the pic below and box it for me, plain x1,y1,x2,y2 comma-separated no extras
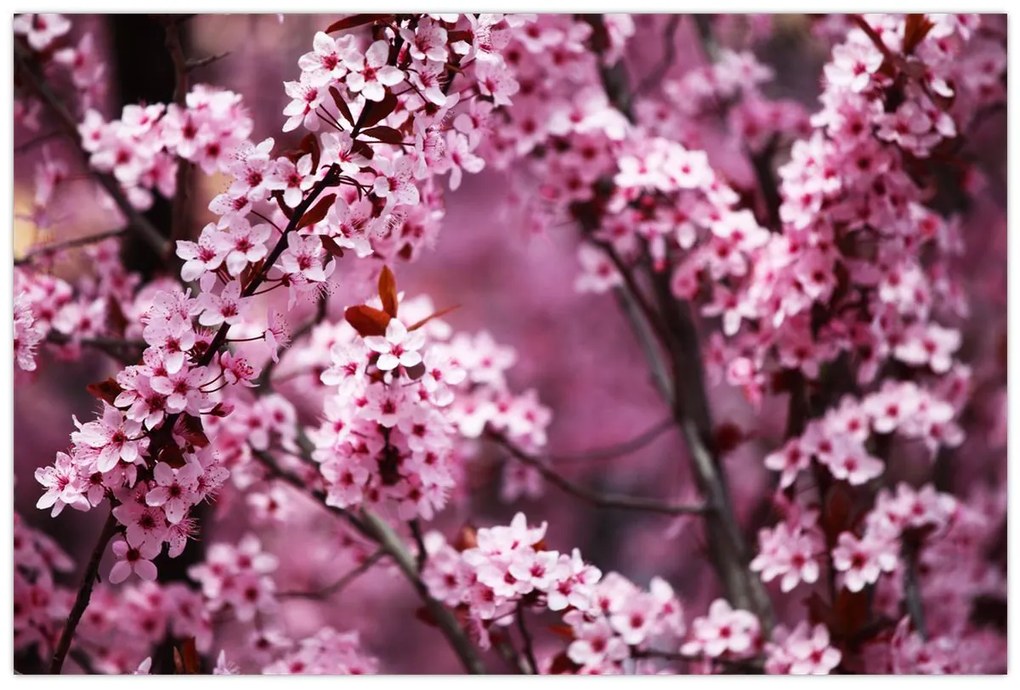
364,319,425,372
108,538,160,584
35,452,89,516
831,530,898,592
13,13,71,51
344,40,405,102
766,622,842,675
145,461,201,524
71,404,146,473
682,598,761,658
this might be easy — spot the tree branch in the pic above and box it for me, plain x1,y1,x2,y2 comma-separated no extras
278,549,386,600
489,432,708,517
15,227,128,266
14,43,170,258
49,511,119,673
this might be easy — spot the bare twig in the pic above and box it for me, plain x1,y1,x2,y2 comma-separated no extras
489,432,707,517
278,549,386,600
49,511,118,673
516,606,538,674
549,416,674,464
15,227,129,265
902,537,928,640
185,51,230,72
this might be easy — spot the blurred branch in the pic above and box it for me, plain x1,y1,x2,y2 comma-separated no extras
515,606,538,674
902,537,928,640
584,14,774,630
163,18,194,246
548,416,674,464
186,51,231,73
278,549,386,600
14,42,170,258
252,448,488,674
488,432,708,517
635,14,682,96
15,227,129,266
46,331,146,364
49,511,119,673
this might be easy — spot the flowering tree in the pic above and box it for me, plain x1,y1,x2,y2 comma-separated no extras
13,12,1007,675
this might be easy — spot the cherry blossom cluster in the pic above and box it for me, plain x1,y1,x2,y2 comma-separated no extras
261,628,378,675
310,278,549,520
763,380,964,491
13,511,74,655
80,86,253,209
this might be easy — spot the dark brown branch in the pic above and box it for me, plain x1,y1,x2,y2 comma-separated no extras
516,606,539,674
163,18,194,246
489,432,708,517
49,511,118,673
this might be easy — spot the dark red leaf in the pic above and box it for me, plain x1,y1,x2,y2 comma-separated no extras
902,14,935,54
86,378,123,405
180,414,210,449
173,637,201,674
329,85,355,125
325,14,392,34
271,190,294,218
319,235,346,258
344,305,391,337
158,443,187,469
378,265,398,317
299,132,321,172
362,125,404,145
297,193,337,230
357,90,398,130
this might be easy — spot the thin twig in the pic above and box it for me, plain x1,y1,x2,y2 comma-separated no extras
548,416,674,464
278,549,386,600
489,432,708,517
49,511,118,673
902,537,928,640
409,520,428,573
515,606,539,674
15,227,129,265
185,51,231,72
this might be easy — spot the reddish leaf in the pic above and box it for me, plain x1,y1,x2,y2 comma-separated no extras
158,443,187,469
239,258,264,293
452,524,478,552
325,14,392,34
180,414,210,449
414,605,439,628
362,125,404,145
350,139,374,160
329,85,355,125
207,401,232,418
173,637,201,674
296,193,337,231
344,305,391,337
319,235,346,258
105,297,129,338
299,132,322,172
548,652,581,675
831,587,871,638
86,377,123,405
547,624,576,641
357,90,397,130
378,265,398,317
407,304,460,332
902,14,935,54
